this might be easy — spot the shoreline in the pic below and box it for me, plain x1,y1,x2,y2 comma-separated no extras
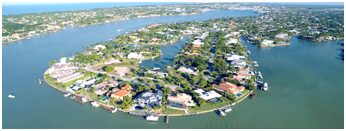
44,75,253,117
2,11,204,45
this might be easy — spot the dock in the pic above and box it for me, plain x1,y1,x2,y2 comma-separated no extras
165,115,169,124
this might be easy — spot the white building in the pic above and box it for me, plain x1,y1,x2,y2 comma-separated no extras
127,52,143,59
261,40,274,47
177,66,196,75
194,89,222,101
94,44,107,51
192,39,204,46
226,54,245,61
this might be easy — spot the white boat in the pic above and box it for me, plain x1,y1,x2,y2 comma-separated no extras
81,97,89,103
146,115,159,121
224,107,233,113
247,50,251,54
64,93,71,97
91,101,100,108
111,108,118,113
263,82,269,91
8,94,16,99
218,110,227,117
117,29,121,32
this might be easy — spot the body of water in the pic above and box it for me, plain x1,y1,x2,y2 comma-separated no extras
3,10,258,128
140,36,188,69
2,2,188,15
2,8,343,128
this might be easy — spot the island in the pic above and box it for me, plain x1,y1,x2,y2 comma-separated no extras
42,3,343,121
44,18,268,120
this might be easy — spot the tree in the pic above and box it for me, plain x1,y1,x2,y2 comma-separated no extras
198,77,208,88
118,96,133,110
104,65,115,73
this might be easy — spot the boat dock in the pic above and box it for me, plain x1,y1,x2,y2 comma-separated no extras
216,105,233,116
165,116,169,124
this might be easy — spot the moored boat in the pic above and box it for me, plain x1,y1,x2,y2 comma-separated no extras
91,101,100,108
8,94,16,99
64,93,71,97
146,115,159,121
111,108,118,113
263,82,269,91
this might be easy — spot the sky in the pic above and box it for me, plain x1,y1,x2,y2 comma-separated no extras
2,0,344,5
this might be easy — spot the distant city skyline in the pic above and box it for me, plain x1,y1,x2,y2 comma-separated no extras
2,0,344,5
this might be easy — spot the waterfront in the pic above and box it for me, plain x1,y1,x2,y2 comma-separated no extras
2,9,343,129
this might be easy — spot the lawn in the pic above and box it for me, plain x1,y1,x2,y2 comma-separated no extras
188,98,232,114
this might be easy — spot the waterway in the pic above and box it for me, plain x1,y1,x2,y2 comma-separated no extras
140,37,188,69
2,9,344,128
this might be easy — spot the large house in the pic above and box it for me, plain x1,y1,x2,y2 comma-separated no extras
110,84,132,100
194,89,221,101
127,52,143,59
167,93,196,110
45,57,84,84
213,82,245,97
177,66,197,75
134,90,163,108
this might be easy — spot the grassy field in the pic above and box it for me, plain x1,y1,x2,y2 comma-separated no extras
188,98,232,114
161,107,186,115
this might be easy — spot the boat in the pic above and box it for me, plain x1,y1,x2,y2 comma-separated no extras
263,82,269,91
217,110,227,117
8,94,16,99
146,115,159,121
117,29,121,32
165,116,169,124
38,79,42,84
247,50,251,54
257,71,263,79
91,101,100,108
252,61,259,67
224,106,233,113
111,108,118,113
64,93,71,97
81,97,89,103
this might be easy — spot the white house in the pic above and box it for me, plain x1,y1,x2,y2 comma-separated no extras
226,54,245,61
261,40,274,47
192,39,204,46
194,89,221,101
177,66,196,75
127,52,143,59
94,44,107,51
227,38,238,44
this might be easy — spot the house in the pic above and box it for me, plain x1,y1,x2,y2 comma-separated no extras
213,82,245,97
94,44,107,51
275,33,289,40
226,54,245,61
167,93,196,109
134,90,163,108
56,72,84,84
192,39,204,46
227,38,238,44
146,69,168,78
194,89,221,101
231,59,247,68
127,52,143,59
261,40,274,47
110,84,132,100
177,66,197,75
75,79,96,88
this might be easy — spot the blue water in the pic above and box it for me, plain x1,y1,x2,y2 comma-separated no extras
2,2,190,15
3,10,258,128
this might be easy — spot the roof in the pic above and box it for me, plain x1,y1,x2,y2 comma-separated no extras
215,82,245,94
112,90,131,98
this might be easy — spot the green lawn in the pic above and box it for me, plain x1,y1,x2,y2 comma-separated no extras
188,98,232,114
161,107,186,115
